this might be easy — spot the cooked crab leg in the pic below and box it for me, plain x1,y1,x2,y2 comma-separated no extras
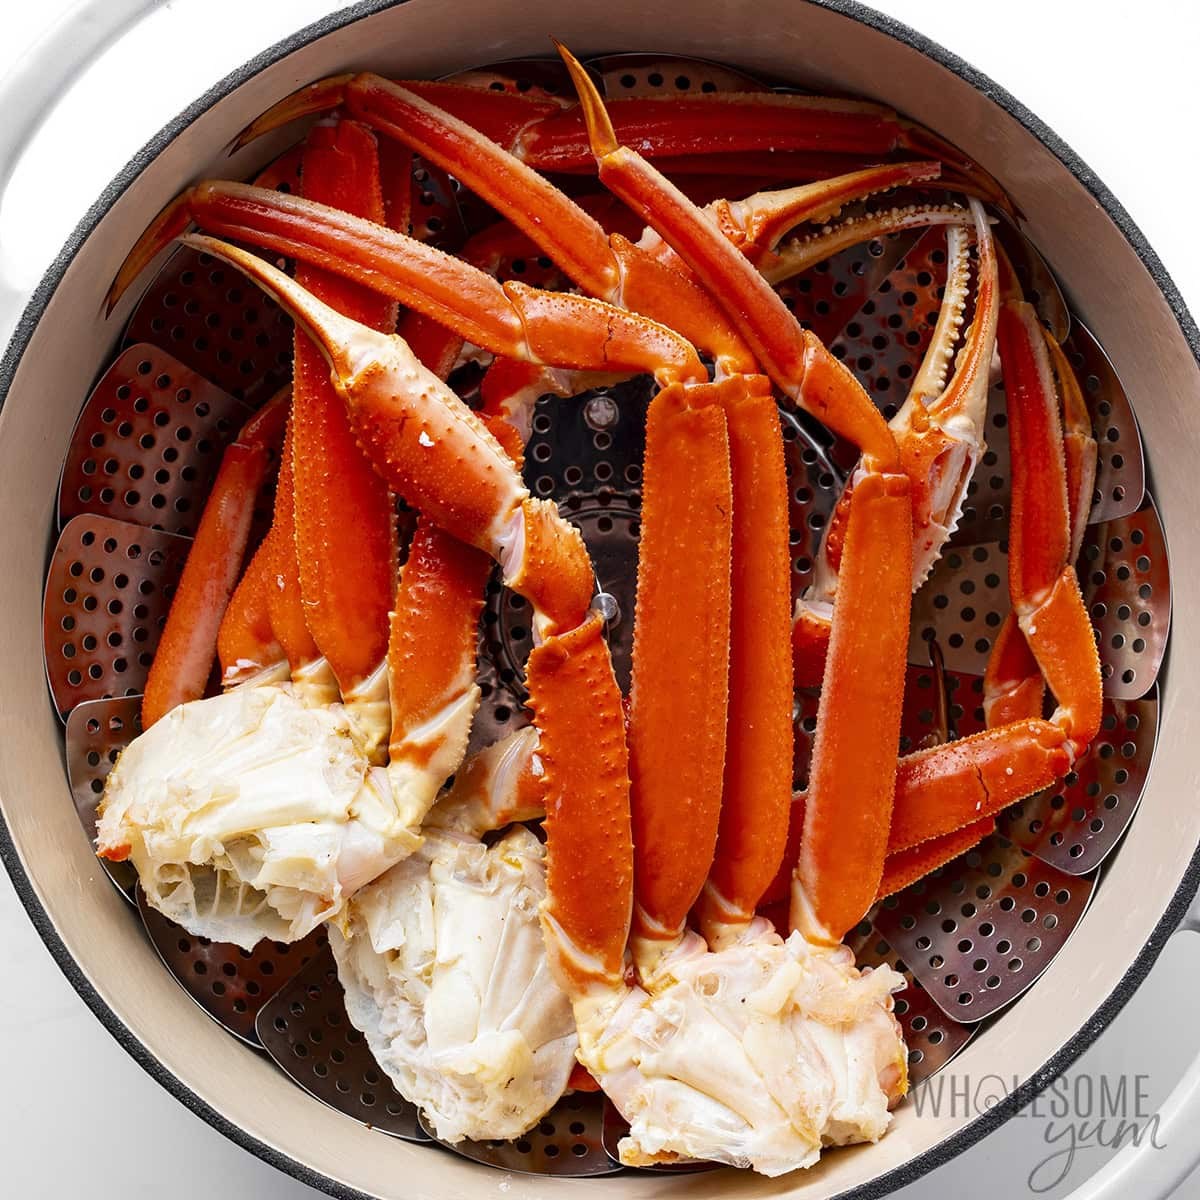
393,191,647,387
560,57,1089,925
261,416,341,704
215,535,287,690
140,388,288,727
779,310,1099,892
346,76,779,954
628,379,734,953
691,386,794,941
280,70,967,392
985,307,1098,728
991,286,1103,757
324,84,787,948
876,817,995,899
792,251,1096,894
385,518,490,824
218,444,297,696
286,121,399,758
232,70,1004,205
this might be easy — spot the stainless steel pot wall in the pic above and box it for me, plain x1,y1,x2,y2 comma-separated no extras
2,2,1198,1198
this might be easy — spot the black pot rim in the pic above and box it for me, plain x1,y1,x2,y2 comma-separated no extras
1,2,1197,1197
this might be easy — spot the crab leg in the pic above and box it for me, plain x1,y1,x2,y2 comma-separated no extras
395,60,795,952
233,71,1004,206
335,73,938,301
262,417,340,703
558,54,1074,924
291,71,968,426
289,121,400,757
394,191,647,387
983,616,1046,727
141,388,288,727
527,615,635,986
761,711,1072,909
876,818,995,900
994,295,1103,756
385,518,490,823
628,380,734,952
985,319,1098,728
211,408,342,705
113,189,703,394
693,388,794,941
216,535,287,689
763,796,998,907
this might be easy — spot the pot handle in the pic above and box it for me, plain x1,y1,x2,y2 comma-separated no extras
0,0,164,345
1061,899,1200,1200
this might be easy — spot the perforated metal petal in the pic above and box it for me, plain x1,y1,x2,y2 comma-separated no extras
137,888,327,1046
826,227,949,454
780,227,926,350
848,924,975,1081
251,144,304,193
64,695,142,899
122,245,294,404
996,222,1070,342
43,516,190,716
782,410,842,603
1065,320,1145,521
908,541,1009,676
447,58,577,100
873,835,1097,1022
1080,500,1169,699
255,948,429,1141
473,380,649,746
58,343,252,535
410,155,473,248
999,691,1158,873
430,1095,620,1177
591,52,766,97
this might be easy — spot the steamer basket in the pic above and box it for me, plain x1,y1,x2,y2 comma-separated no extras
2,3,1199,1199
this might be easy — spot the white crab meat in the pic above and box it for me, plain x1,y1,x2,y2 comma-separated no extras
96,684,420,949
573,925,906,1176
331,824,577,1144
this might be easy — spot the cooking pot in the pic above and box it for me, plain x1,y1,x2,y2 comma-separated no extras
2,2,1199,1197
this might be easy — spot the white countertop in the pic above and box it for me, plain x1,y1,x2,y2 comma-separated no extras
2,1,1199,1195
